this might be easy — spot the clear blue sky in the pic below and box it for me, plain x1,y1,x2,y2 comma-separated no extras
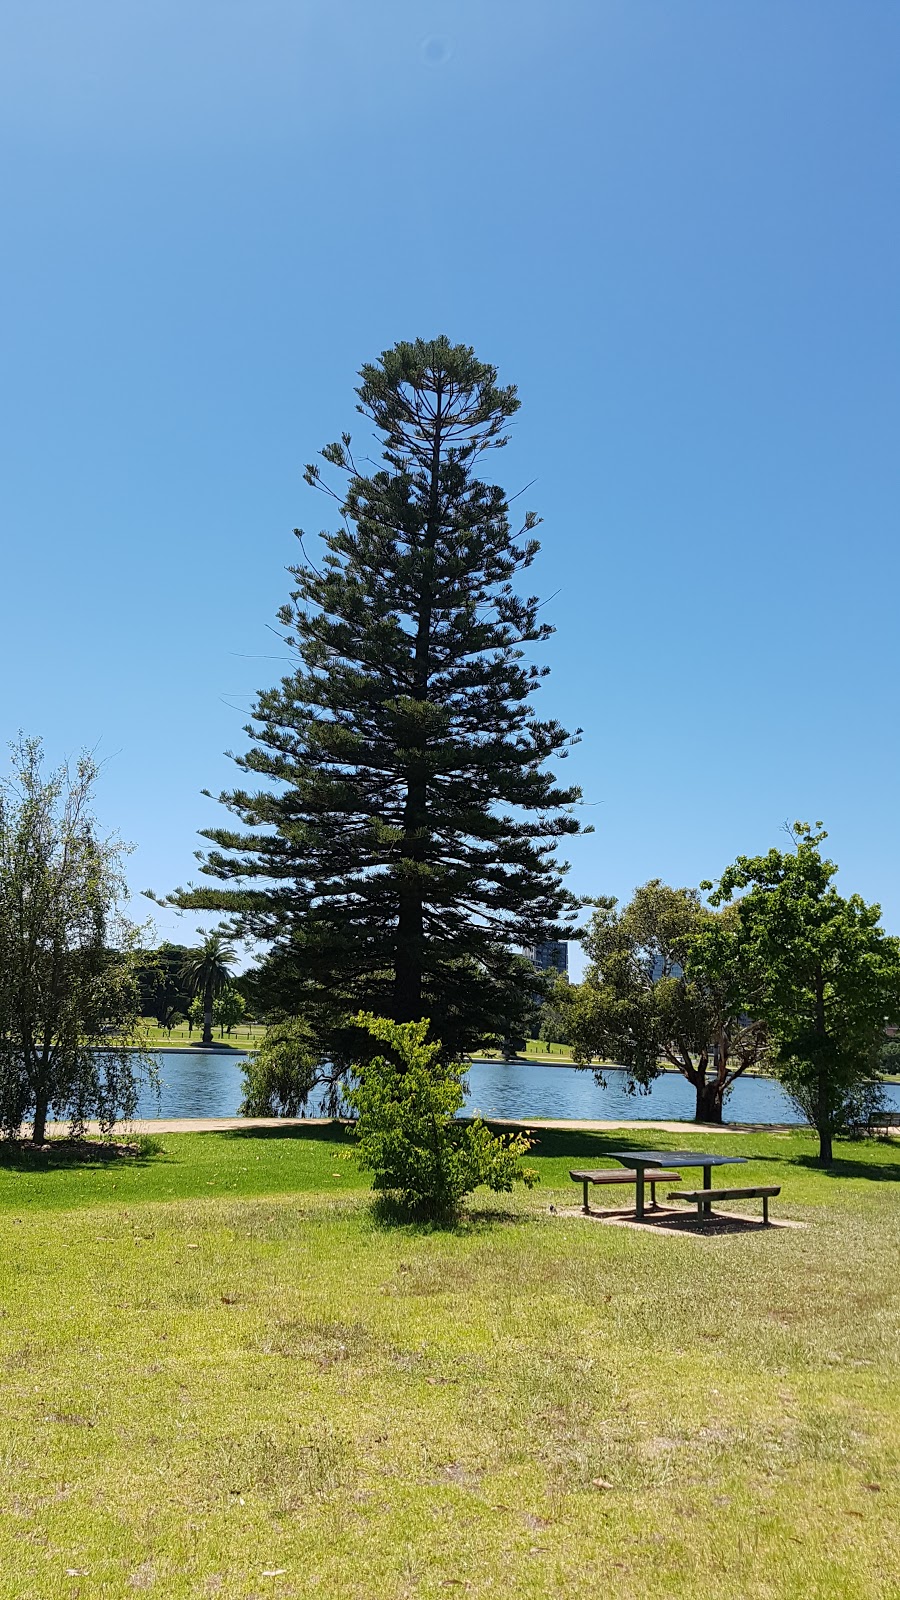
2,1,899,974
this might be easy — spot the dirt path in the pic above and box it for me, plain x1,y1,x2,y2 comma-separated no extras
43,1115,797,1137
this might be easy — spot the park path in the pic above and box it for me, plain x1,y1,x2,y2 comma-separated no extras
44,1115,794,1136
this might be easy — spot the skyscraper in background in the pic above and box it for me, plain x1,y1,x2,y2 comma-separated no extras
531,940,568,976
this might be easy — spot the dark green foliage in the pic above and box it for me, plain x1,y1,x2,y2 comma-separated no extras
879,1035,900,1074
346,1014,537,1217
562,881,769,1122
165,337,582,1073
134,943,194,1029
704,824,900,1163
537,977,573,1046
0,737,153,1142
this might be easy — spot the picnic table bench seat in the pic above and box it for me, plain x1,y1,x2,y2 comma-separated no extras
669,1184,780,1225
569,1167,682,1213
867,1110,900,1137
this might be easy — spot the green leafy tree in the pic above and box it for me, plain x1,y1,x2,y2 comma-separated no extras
704,824,900,1163
180,933,235,1047
187,995,203,1037
537,976,573,1047
0,736,153,1143
160,336,582,1083
562,881,768,1123
240,1018,322,1117
134,942,193,1028
214,987,246,1036
347,1013,536,1217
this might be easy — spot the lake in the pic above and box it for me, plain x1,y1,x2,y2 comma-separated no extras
133,1051,900,1124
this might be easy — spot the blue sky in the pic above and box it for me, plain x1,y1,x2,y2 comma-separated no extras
2,1,898,974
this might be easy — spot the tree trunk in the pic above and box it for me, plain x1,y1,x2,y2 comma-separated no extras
394,388,443,1028
694,1075,724,1124
202,988,214,1046
394,853,425,1022
32,1091,49,1145
816,1064,833,1164
814,965,832,1164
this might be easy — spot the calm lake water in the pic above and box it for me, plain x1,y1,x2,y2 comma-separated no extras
133,1051,900,1124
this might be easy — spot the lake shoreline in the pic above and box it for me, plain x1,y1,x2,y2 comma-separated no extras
45,1114,803,1137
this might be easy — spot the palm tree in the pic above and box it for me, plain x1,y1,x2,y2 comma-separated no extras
180,933,235,1047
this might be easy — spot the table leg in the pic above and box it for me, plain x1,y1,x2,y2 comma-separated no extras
703,1164,712,1218
582,1179,590,1214
635,1168,645,1220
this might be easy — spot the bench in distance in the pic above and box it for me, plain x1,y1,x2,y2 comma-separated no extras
668,1184,781,1225
569,1168,682,1214
867,1110,900,1138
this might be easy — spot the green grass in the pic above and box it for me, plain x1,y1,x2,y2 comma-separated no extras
0,1128,898,1598
474,1039,576,1061
138,1019,265,1050
140,1024,575,1060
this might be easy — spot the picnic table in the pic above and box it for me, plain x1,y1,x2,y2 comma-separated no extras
606,1149,748,1220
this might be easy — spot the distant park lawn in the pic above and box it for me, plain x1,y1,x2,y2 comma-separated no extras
140,1024,573,1062
139,1018,265,1050
0,1128,897,1599
138,1021,576,1060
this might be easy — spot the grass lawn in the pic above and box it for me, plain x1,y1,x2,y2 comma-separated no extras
139,1026,577,1062
0,1127,898,1599
138,1020,265,1051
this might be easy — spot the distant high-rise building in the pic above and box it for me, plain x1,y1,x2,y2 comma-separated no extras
650,953,683,981
531,940,568,976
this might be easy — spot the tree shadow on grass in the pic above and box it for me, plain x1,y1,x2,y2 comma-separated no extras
0,1135,165,1171
214,1121,354,1146
485,1124,676,1162
747,1150,900,1184
363,1193,533,1236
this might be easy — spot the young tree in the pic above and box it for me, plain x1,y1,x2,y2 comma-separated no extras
214,987,245,1036
562,881,768,1122
347,1014,536,1218
240,1018,322,1117
704,824,900,1163
181,933,235,1047
0,737,152,1143
162,337,582,1073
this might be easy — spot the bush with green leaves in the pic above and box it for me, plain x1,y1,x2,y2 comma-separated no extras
346,1014,536,1216
240,1018,323,1117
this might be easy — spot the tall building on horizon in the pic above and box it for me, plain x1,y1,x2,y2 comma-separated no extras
531,939,568,976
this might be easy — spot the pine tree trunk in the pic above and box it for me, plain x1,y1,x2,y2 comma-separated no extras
393,386,443,1027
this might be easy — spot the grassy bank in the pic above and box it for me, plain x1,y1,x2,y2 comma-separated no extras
0,1127,897,1598
138,1019,264,1050
138,1025,577,1062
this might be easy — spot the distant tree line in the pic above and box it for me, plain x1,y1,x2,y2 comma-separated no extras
551,824,900,1163
135,936,250,1042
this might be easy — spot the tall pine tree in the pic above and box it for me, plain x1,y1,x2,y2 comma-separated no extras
168,338,583,1062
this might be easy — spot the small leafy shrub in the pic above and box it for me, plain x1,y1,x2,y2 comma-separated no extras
347,1013,537,1217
